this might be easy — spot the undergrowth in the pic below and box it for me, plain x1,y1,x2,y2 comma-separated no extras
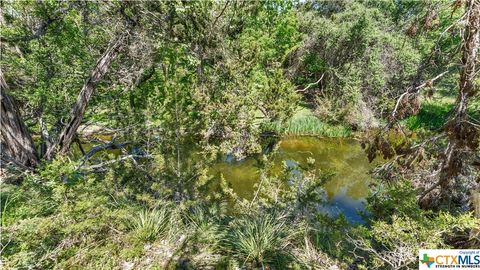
1,157,478,269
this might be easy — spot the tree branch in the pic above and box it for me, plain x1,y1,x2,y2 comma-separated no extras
296,74,325,93
391,70,449,119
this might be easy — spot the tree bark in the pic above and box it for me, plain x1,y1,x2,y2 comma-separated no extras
0,71,39,168
46,32,129,157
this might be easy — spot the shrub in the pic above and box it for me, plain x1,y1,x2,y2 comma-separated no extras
186,206,225,254
226,213,296,268
129,207,173,242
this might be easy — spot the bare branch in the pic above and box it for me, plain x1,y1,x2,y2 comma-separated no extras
82,141,130,162
296,74,325,93
84,154,152,171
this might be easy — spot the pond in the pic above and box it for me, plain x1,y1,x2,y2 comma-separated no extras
75,135,377,223
211,137,377,223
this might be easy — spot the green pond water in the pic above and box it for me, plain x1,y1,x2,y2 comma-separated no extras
76,135,376,223
211,137,377,223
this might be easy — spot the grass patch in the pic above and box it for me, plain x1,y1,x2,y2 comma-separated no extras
470,97,480,119
403,101,453,131
262,115,351,137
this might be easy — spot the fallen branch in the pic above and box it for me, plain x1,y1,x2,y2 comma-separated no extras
296,74,324,93
212,0,230,28
84,154,152,171
82,141,131,161
75,137,86,156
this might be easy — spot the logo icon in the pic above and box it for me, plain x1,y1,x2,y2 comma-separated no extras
420,253,435,268
419,249,480,270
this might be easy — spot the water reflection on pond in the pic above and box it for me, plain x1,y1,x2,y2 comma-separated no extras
74,135,376,223
211,137,377,223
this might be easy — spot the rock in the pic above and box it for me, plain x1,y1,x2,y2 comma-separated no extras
121,261,134,270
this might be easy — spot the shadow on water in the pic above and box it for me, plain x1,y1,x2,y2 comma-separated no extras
211,137,378,224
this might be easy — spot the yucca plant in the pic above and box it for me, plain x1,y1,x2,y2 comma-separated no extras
226,213,296,268
129,207,172,242
185,206,225,253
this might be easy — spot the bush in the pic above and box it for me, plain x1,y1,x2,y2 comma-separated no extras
225,213,297,268
128,207,174,242
348,181,480,269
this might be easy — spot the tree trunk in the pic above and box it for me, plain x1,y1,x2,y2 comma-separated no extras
0,71,39,168
46,32,129,157
439,0,479,191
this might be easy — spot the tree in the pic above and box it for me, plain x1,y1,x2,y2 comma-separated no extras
1,70,39,168
1,1,137,168
49,30,132,157
438,0,480,193
365,0,480,206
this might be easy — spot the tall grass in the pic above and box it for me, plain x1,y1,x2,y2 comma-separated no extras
226,214,295,268
261,115,351,137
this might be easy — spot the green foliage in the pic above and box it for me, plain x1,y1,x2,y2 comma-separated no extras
404,101,454,131
350,212,479,269
366,181,423,222
262,114,352,137
2,0,479,269
185,205,226,254
286,0,465,129
309,215,351,260
1,0,105,134
39,156,80,184
128,207,174,242
225,213,296,268
349,181,480,269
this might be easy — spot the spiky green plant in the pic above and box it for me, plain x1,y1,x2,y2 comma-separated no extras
129,207,172,242
226,213,295,268
186,206,225,254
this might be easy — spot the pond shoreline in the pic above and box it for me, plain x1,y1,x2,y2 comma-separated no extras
213,136,377,223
